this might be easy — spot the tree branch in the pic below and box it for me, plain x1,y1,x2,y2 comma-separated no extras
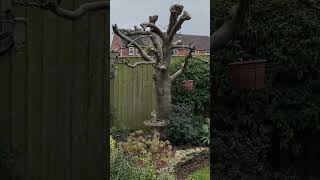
14,0,109,20
167,4,184,35
142,23,165,40
140,15,165,63
150,32,163,63
170,53,192,81
121,29,151,36
211,0,253,51
300,0,320,11
167,11,191,43
126,35,152,47
117,59,156,68
170,55,208,80
141,22,166,40
113,24,155,62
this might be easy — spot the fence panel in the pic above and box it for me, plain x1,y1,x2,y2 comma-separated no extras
110,60,155,130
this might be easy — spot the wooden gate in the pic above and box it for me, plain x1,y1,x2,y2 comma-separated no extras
0,0,108,179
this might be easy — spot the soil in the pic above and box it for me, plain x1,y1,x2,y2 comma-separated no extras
176,155,209,180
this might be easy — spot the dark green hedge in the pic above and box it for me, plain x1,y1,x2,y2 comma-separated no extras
170,55,210,116
212,0,320,178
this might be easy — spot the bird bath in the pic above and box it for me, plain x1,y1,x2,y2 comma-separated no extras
144,111,167,140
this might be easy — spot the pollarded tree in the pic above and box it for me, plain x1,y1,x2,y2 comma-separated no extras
112,4,208,122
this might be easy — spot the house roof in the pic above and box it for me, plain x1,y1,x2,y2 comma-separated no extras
118,29,153,47
117,29,210,51
173,34,210,51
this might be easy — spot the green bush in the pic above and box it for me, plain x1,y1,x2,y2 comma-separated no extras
110,134,157,180
164,104,209,146
213,0,320,178
111,126,133,142
118,130,175,171
110,148,157,180
110,132,176,179
171,56,210,116
200,118,210,145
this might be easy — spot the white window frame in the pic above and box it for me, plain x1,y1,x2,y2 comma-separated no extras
172,49,178,56
136,49,140,55
129,47,135,56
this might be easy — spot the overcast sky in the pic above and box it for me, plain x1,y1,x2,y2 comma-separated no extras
110,0,210,43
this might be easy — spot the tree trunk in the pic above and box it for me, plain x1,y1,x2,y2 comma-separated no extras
155,70,172,121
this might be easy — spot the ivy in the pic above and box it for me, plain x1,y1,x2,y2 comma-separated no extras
213,0,320,178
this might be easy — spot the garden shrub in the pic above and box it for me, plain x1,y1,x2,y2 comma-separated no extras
111,126,135,142
110,134,157,180
110,132,176,179
211,129,297,180
110,148,157,180
200,118,210,145
164,104,210,146
110,136,116,152
118,130,175,171
171,56,210,116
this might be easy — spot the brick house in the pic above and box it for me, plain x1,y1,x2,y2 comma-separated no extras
111,30,210,57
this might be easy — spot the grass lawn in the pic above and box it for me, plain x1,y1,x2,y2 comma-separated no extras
187,166,210,180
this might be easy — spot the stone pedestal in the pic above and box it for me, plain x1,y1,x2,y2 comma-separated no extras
144,120,166,140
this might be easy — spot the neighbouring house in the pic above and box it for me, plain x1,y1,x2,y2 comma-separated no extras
111,29,210,57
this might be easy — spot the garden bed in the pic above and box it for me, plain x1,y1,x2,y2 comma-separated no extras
175,154,209,180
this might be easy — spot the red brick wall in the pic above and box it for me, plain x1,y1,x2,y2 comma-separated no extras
112,35,209,57
176,49,189,56
197,50,206,55
121,47,140,57
111,34,121,52
111,35,140,57
174,49,207,56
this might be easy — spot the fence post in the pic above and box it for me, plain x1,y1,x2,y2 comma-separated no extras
1,0,15,54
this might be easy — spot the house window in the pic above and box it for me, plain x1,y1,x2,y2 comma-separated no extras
205,51,210,55
172,49,177,56
129,47,135,56
136,49,140,55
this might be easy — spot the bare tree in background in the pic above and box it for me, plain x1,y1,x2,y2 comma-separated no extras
211,0,253,51
210,0,253,107
13,0,109,20
112,4,207,121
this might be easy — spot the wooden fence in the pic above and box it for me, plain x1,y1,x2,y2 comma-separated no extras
110,60,156,130
0,0,108,180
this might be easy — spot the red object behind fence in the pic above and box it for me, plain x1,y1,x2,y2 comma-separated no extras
182,80,193,91
229,60,267,90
